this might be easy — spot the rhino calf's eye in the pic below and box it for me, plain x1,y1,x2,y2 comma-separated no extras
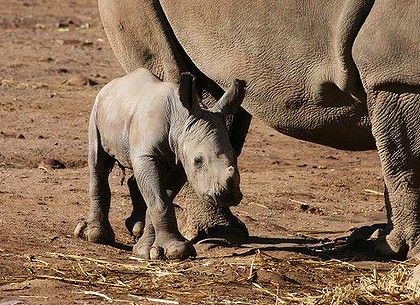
194,156,204,168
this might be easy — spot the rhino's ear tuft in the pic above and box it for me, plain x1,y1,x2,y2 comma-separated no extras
215,79,246,116
179,72,199,113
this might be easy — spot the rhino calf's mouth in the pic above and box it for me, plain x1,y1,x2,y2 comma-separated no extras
203,186,243,208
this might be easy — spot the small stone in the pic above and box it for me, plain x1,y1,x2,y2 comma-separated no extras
38,158,65,170
300,204,310,212
65,75,97,87
82,40,93,46
57,68,69,74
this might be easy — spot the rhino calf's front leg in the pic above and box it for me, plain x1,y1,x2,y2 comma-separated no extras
132,156,196,260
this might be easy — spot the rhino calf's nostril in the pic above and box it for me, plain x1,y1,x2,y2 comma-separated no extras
203,194,215,205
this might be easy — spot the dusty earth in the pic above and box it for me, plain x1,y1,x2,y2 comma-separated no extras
0,1,415,304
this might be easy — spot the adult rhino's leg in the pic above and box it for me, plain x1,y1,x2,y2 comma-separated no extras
74,127,116,244
368,86,420,259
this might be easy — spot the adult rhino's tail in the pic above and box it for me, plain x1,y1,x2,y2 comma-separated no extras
332,0,374,102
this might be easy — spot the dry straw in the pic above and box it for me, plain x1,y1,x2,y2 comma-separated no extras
5,250,420,304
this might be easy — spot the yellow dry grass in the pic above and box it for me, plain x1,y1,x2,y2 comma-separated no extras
3,250,420,304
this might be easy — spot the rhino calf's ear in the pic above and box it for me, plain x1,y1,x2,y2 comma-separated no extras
179,72,200,113
215,79,246,116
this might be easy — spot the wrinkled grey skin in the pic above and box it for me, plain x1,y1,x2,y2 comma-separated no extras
97,0,420,260
74,68,245,260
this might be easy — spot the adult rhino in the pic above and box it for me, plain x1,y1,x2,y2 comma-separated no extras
98,0,420,260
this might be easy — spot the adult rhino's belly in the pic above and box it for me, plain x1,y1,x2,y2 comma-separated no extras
242,83,375,151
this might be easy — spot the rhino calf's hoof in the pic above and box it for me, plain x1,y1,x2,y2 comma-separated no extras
164,240,196,260
133,237,196,261
125,217,145,241
149,246,164,260
74,219,115,245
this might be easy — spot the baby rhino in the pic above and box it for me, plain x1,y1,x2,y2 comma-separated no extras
75,68,245,260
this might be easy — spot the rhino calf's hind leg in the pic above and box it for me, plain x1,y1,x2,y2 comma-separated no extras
125,176,147,240
368,86,420,259
74,130,116,245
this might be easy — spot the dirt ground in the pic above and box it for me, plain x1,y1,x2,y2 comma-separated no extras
0,1,414,304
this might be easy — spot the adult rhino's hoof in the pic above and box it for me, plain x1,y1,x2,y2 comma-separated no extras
74,219,115,245
371,226,420,260
374,236,405,259
175,187,249,245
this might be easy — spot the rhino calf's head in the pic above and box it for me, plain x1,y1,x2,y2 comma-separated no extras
175,74,245,208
